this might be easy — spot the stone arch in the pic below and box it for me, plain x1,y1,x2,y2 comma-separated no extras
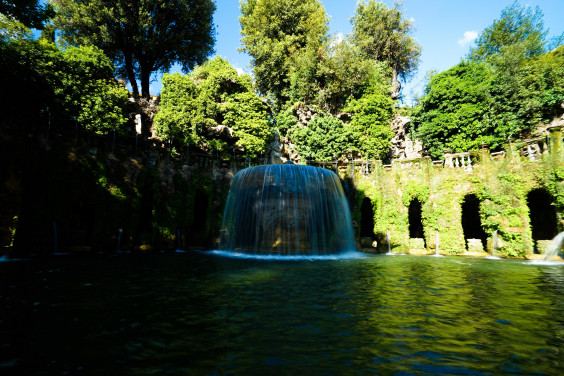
360,197,376,240
527,188,558,253
461,194,487,251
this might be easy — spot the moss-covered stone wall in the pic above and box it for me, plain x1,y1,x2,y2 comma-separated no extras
349,128,564,257
1,132,233,256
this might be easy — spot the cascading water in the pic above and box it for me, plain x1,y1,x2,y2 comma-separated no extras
543,232,564,261
491,230,498,256
218,164,356,256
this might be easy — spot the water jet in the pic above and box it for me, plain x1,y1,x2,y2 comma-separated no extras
543,232,564,261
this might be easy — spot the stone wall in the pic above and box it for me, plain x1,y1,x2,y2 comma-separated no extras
348,126,564,257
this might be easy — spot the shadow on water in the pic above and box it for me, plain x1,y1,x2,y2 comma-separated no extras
1,252,564,375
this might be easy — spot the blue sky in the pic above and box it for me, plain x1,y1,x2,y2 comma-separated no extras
154,0,564,105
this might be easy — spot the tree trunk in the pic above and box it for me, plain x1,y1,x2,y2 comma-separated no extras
124,52,139,98
141,67,151,100
391,63,401,100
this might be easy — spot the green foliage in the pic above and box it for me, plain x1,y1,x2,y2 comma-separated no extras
0,0,54,29
287,114,351,161
0,13,32,40
415,45,564,159
153,73,199,143
56,45,129,133
52,0,216,98
315,39,389,113
414,3,563,160
223,91,271,157
275,107,298,138
240,0,329,110
344,83,394,160
413,61,494,158
402,180,430,208
154,57,271,157
351,0,421,95
0,38,128,134
469,1,548,61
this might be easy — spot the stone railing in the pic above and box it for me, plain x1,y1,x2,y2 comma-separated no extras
443,151,479,171
516,136,549,162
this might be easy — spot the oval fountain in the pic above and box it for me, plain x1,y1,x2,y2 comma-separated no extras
213,164,359,260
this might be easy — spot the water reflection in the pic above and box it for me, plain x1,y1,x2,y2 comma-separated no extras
0,253,563,375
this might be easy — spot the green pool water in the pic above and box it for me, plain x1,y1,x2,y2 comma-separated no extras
1,252,563,375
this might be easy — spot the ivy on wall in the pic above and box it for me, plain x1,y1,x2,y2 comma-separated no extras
352,147,564,257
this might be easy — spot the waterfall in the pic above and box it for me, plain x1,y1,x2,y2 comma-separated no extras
543,232,564,261
386,230,392,254
491,230,498,256
219,164,356,255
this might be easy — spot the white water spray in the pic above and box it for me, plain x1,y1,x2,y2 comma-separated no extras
543,232,564,261
386,230,392,254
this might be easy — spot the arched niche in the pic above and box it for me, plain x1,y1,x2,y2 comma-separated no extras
461,194,487,251
360,197,375,240
527,188,558,253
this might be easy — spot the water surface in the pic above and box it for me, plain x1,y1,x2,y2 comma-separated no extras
1,252,563,375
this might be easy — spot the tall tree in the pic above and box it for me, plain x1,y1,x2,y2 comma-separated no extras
350,0,421,99
0,0,54,29
239,0,329,110
51,0,216,98
469,1,550,62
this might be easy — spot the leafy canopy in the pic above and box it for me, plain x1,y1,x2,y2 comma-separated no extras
0,37,128,133
51,0,216,98
153,57,272,158
287,114,352,161
0,0,54,29
351,0,421,98
239,0,329,110
413,1,564,159
469,1,549,62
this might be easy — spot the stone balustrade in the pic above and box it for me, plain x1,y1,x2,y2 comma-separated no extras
516,136,549,161
443,151,478,171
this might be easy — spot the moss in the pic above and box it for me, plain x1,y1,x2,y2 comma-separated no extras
353,148,563,256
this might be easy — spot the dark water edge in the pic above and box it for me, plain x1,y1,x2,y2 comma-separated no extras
1,251,564,375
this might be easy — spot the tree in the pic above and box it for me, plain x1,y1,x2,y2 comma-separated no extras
350,0,421,99
153,57,272,157
469,1,549,62
287,114,352,161
412,61,494,158
51,0,216,98
0,38,128,134
343,70,395,160
0,0,54,29
312,36,382,113
239,0,328,110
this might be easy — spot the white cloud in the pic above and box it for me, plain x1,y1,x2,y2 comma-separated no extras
457,30,478,47
235,67,245,76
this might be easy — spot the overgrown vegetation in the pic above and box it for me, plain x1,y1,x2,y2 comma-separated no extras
1,35,129,134
153,57,272,157
413,2,564,159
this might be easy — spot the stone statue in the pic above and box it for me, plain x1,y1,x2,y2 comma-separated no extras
267,133,284,164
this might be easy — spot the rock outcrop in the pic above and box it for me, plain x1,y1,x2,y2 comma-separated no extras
390,115,423,159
